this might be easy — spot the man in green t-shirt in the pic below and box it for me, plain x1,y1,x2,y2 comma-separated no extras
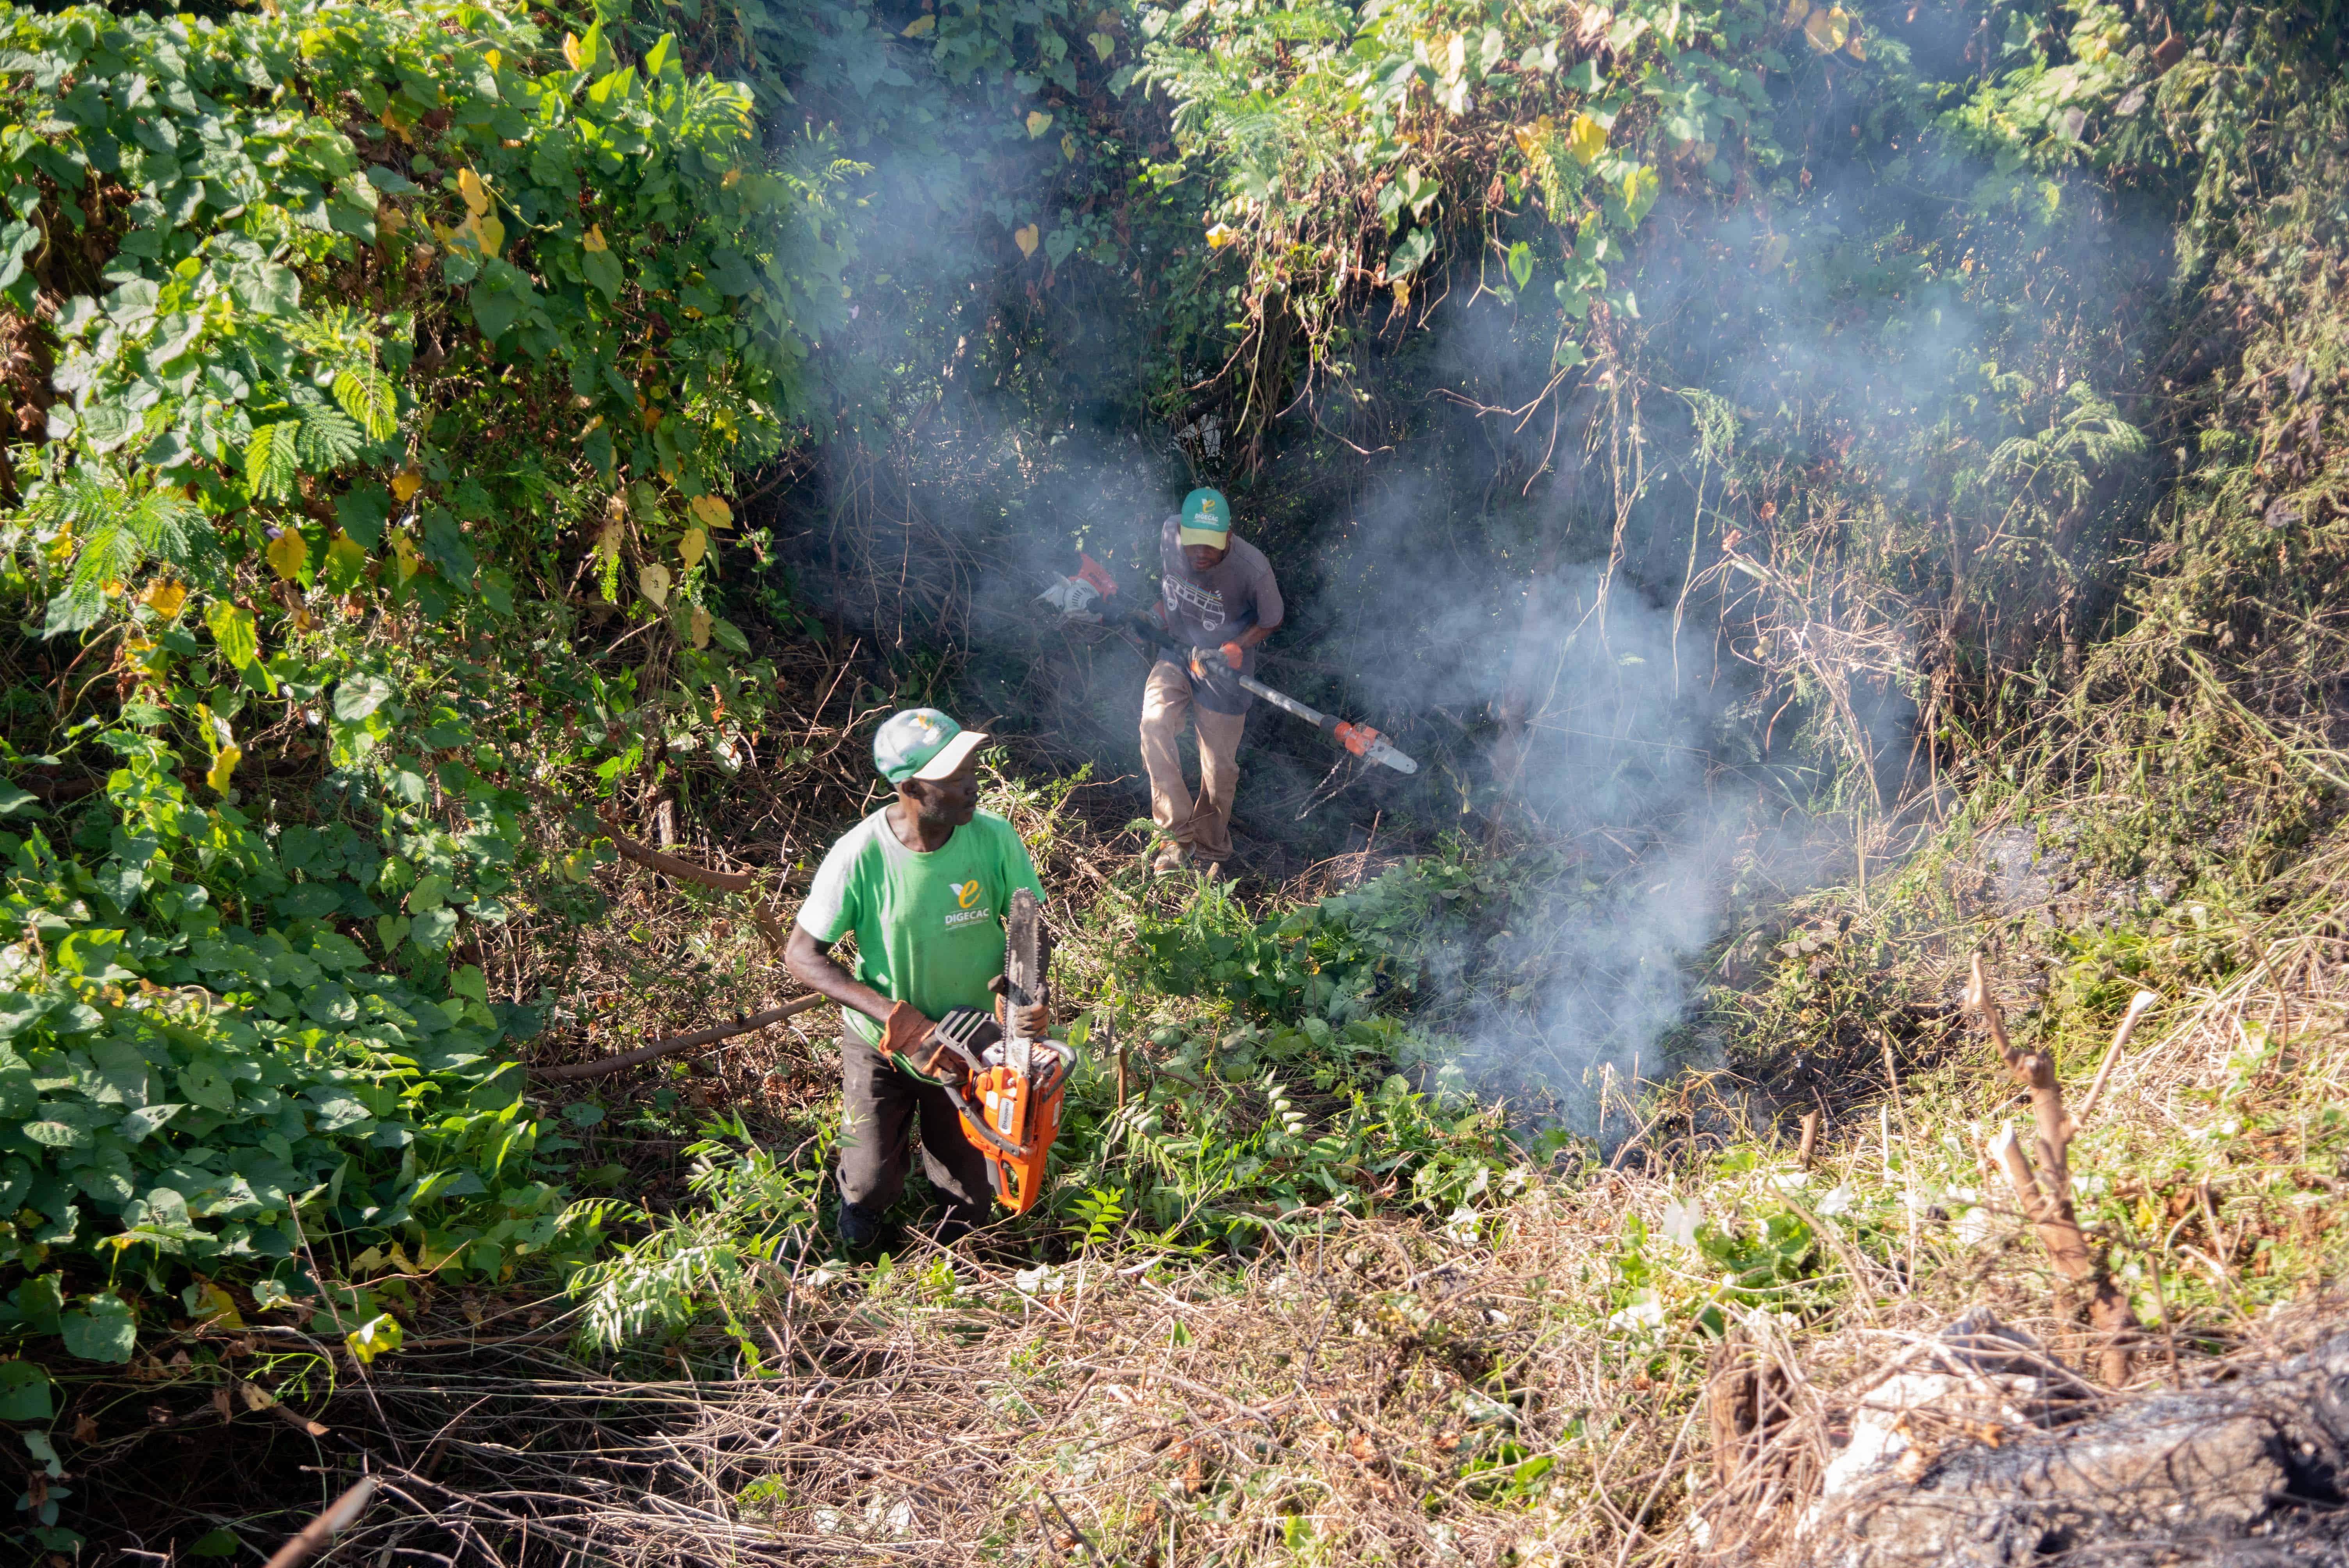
784,708,1048,1247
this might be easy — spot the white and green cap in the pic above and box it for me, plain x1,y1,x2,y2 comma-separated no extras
873,707,987,784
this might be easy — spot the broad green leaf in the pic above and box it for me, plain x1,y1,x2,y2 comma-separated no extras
333,674,395,721
61,1291,136,1363
0,1361,51,1422
1507,241,1533,290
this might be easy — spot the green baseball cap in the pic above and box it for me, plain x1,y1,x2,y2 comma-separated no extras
873,708,988,784
1178,487,1232,547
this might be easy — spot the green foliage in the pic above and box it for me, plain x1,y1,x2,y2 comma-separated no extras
0,728,601,1367
565,1114,829,1356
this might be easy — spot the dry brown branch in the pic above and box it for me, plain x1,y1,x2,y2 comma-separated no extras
1965,953,2140,1386
537,996,829,1082
261,1475,376,1568
597,810,764,893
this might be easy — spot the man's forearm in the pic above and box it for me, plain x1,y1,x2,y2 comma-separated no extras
784,926,895,1025
1236,622,1277,649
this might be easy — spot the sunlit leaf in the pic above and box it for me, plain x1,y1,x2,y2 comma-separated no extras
1566,113,1608,166
689,606,712,647
267,529,309,581
679,527,707,568
1804,6,1850,51
688,495,732,529
458,168,491,217
1014,224,1040,258
902,13,934,35
1026,110,1053,139
326,532,369,593
639,563,672,607
391,469,423,502
140,580,187,620
345,1313,405,1364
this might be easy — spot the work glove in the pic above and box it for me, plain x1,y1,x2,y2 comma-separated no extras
987,975,1051,1041
1219,641,1245,670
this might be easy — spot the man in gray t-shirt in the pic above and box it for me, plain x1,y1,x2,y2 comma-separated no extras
1140,487,1283,875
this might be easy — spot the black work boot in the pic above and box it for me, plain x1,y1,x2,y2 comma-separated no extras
835,1200,886,1250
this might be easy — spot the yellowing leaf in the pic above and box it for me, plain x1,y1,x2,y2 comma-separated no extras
639,562,673,607
1804,6,1850,51
377,205,405,233
1014,224,1040,258
458,167,492,217
205,746,241,795
902,12,935,35
1205,222,1237,248
1781,0,1809,20
456,212,504,258
391,470,423,502
140,580,188,620
190,1283,244,1329
1845,29,1866,58
1566,113,1609,166
1062,132,1078,162
679,527,708,568
689,606,712,648
326,532,369,592
688,495,733,529
583,223,608,252
1025,110,1053,139
1089,30,1115,60
392,531,421,584
266,529,309,581
562,30,585,68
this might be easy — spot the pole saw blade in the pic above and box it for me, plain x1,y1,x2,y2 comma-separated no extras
1048,554,1420,774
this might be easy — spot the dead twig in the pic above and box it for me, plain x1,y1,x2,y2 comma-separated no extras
1967,953,2141,1385
536,996,828,1082
262,1475,376,1568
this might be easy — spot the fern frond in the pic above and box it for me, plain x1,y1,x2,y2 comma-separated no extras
332,365,400,442
244,422,299,500
296,402,363,469
124,486,203,566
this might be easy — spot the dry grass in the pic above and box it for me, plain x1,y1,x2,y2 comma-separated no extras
137,912,2333,1566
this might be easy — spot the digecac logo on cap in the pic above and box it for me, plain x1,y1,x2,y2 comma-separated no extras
873,707,990,784
1178,486,1232,546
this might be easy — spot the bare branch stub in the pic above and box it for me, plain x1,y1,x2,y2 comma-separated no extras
1966,953,2140,1386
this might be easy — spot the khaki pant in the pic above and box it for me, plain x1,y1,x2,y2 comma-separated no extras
1140,660,1246,864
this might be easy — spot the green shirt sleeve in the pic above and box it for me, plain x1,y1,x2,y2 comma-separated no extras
999,817,1045,911
795,820,866,944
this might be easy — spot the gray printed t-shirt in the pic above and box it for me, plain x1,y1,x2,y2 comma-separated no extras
1157,515,1283,716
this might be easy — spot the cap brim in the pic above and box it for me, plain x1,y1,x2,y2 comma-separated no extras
909,728,988,780
1178,526,1231,547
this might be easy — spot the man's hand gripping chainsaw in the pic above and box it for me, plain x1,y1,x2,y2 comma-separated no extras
884,889,1071,1215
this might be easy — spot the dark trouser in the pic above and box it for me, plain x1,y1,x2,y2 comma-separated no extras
836,1031,993,1227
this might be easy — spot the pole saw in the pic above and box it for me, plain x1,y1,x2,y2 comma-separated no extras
1040,553,1419,775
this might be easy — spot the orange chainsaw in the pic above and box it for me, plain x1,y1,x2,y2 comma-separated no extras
906,889,1071,1214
